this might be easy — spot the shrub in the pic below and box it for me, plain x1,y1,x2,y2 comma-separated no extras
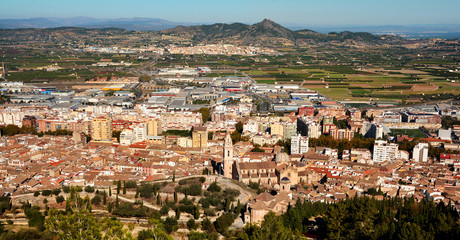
62,186,70,193
160,205,169,215
187,218,198,230
204,208,216,216
201,218,215,233
112,203,136,217
163,216,178,234
215,212,236,234
91,195,101,205
55,195,65,204
41,190,52,196
52,189,61,196
125,181,137,189
139,184,154,198
84,186,95,193
207,182,221,192
186,184,202,196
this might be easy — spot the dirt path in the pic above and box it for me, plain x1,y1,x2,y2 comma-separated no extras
109,194,160,211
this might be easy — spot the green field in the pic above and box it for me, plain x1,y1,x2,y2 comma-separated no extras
344,103,373,108
389,129,428,138
244,65,460,101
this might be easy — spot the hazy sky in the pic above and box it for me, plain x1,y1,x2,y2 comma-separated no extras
2,0,460,26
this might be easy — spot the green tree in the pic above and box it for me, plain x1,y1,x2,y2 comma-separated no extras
397,222,433,240
103,190,107,205
201,218,215,233
215,212,235,234
239,212,297,240
24,206,45,230
55,195,65,204
108,202,113,213
52,189,61,196
116,181,121,195
187,218,198,230
208,131,214,140
235,121,243,133
199,107,211,123
157,194,161,205
112,130,122,142
175,208,181,220
160,205,169,215
208,182,221,192
42,190,52,196
91,195,101,206
46,191,133,239
194,204,200,220
163,216,178,234
123,181,126,195
236,199,242,215
84,186,95,193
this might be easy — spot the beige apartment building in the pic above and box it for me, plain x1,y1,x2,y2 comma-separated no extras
192,126,207,149
90,116,113,142
147,118,162,136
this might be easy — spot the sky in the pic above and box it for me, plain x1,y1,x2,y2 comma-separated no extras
1,0,460,26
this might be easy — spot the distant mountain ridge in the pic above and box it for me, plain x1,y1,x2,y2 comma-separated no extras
161,18,404,45
1,17,459,39
0,17,192,31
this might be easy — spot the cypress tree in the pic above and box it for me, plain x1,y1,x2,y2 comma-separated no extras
122,181,126,195
117,180,121,194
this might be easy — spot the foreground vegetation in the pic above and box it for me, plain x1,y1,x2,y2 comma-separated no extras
2,185,459,240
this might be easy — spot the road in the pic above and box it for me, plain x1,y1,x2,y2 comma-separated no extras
209,176,257,203
0,217,149,225
109,194,160,211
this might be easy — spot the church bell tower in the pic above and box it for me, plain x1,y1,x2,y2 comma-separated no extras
223,131,234,178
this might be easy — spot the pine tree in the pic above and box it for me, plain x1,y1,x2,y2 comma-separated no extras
116,180,121,194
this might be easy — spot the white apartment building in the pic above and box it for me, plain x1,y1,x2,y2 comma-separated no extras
308,123,322,139
132,122,147,143
120,129,134,146
291,134,309,154
243,121,259,134
373,140,399,163
412,142,429,162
